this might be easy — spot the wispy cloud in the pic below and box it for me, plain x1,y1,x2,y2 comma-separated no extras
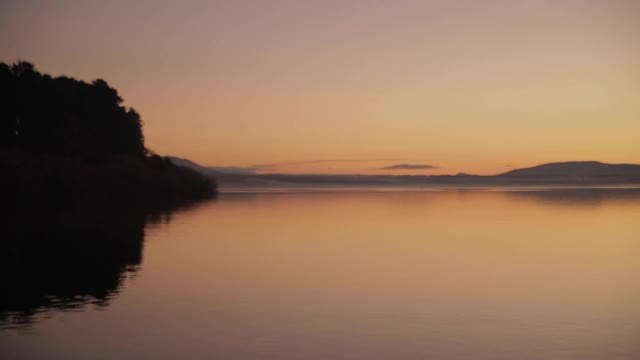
381,164,438,170
252,159,404,170
209,166,259,175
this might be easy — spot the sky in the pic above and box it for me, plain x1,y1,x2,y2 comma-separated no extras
1,0,639,175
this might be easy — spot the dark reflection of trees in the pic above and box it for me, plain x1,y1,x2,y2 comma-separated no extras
0,205,178,329
503,188,640,206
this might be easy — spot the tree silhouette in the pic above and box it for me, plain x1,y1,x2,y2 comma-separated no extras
1,61,216,206
1,61,146,159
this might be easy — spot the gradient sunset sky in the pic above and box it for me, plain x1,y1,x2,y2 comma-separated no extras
2,0,638,174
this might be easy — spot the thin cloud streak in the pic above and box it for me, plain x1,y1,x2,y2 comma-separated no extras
209,166,259,175
382,164,438,170
253,159,405,170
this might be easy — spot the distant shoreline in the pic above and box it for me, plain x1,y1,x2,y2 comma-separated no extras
168,157,640,190
216,184,640,193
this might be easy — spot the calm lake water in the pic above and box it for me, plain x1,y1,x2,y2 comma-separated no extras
2,188,640,359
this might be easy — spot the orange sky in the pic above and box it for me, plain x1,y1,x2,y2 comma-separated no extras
1,0,638,175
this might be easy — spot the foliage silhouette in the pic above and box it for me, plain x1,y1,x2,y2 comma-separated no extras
1,61,144,158
0,61,216,205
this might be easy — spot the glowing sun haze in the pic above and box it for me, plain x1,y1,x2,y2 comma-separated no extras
2,0,638,174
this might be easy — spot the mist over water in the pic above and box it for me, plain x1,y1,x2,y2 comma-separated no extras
2,188,639,359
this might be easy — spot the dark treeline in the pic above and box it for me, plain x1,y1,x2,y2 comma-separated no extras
0,61,216,206
0,61,145,158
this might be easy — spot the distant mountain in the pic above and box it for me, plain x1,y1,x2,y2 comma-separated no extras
167,157,640,189
498,161,640,178
165,156,205,171
165,156,256,175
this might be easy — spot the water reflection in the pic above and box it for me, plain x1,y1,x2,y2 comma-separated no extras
502,187,640,206
1,188,639,359
0,205,176,329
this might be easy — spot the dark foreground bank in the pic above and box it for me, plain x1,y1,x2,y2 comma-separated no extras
1,61,216,206
1,151,217,208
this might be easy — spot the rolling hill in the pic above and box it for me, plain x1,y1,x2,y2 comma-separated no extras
167,157,640,189
498,161,640,178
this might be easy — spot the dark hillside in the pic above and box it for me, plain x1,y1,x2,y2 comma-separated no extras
498,161,640,178
0,61,216,207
